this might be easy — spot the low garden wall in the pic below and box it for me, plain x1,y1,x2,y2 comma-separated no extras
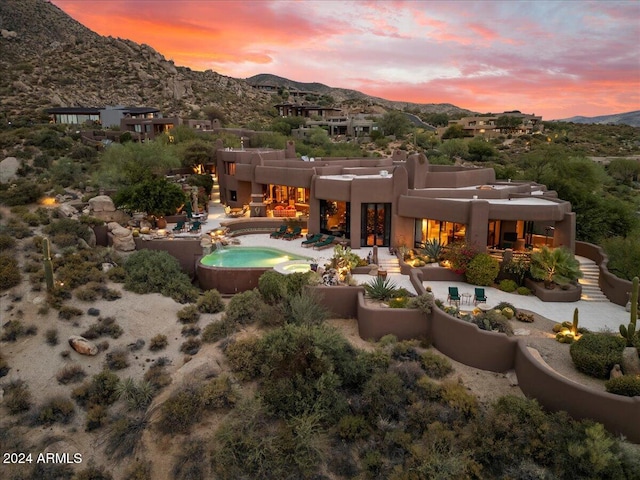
198,264,270,294
134,237,202,277
524,278,582,302
576,241,631,306
307,285,363,319
356,292,429,341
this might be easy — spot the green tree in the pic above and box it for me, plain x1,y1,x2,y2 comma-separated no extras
442,123,465,139
179,139,215,170
271,117,306,136
602,236,640,280
441,139,468,161
496,115,522,134
467,138,497,162
203,105,228,125
607,158,640,185
379,110,412,137
113,178,186,218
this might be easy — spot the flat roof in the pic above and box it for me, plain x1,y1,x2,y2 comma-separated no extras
319,173,392,181
446,197,558,206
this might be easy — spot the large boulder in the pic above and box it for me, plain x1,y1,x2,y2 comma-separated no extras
621,347,640,376
58,203,77,217
0,157,19,183
108,222,136,252
88,195,116,213
68,335,98,356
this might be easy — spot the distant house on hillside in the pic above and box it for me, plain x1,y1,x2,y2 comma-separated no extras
439,111,543,138
275,103,342,118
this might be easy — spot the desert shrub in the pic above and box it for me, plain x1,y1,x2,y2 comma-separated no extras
4,380,32,414
149,334,168,351
391,361,426,390
85,404,108,431
144,363,172,390
172,439,208,480
105,348,130,370
117,378,155,410
390,339,422,362
605,375,640,397
1,320,27,341
57,305,83,320
180,338,202,355
363,276,398,301
73,464,113,480
421,350,453,379
388,296,410,308
516,311,535,323
102,287,121,301
258,270,288,304
29,464,75,480
201,374,239,410
466,253,500,286
107,265,126,282
362,371,408,421
0,253,21,291
472,309,514,335
158,384,203,434
177,304,200,324
285,271,312,296
75,282,104,301
224,336,264,381
54,254,104,290
286,290,329,325
197,289,224,313
81,316,123,339
181,324,201,337
0,233,16,251
72,370,120,408
0,353,9,377
517,286,531,295
33,396,75,425
337,414,370,441
123,250,198,303
498,279,518,292
570,333,626,379
225,289,265,325
56,364,87,384
0,179,43,205
407,292,435,314
202,317,236,343
44,218,92,243
123,461,152,480
47,284,72,308
494,301,518,314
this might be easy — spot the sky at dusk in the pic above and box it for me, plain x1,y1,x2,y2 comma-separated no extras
50,0,640,119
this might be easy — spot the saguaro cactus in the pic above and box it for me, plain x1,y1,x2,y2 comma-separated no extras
571,308,579,336
43,237,54,291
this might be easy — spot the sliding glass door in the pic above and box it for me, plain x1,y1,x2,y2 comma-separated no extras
361,203,390,247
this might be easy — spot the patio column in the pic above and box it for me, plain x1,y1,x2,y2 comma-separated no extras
554,212,576,253
466,199,490,251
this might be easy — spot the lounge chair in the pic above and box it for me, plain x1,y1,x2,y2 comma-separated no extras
301,233,323,247
283,226,302,240
447,287,460,305
188,221,201,233
313,235,335,250
473,288,487,305
474,288,487,305
172,221,185,232
270,225,287,238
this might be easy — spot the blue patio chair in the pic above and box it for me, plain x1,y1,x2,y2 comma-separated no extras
474,287,487,305
447,287,460,305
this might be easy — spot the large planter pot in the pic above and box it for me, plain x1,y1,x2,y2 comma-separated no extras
155,217,167,229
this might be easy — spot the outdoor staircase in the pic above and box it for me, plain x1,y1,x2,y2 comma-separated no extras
378,254,402,275
210,176,220,204
578,258,609,302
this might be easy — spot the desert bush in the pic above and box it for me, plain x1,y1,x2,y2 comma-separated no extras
180,338,202,355
177,304,200,324
516,311,535,323
73,464,113,480
72,370,120,408
2,320,26,341
123,250,198,303
388,296,410,308
143,364,172,390
285,271,312,297
44,218,92,244
197,289,224,313
4,380,32,414
0,233,16,251
56,364,87,384
201,374,239,410
158,384,203,434
225,289,265,325
0,253,21,291
362,371,408,421
33,396,75,425
286,290,329,325
117,378,154,410
181,324,201,337
172,439,208,480
494,301,518,314
258,270,288,304
516,286,531,295
102,288,121,301
47,284,72,308
149,334,168,351
57,305,83,320
223,336,264,381
81,316,123,339
75,282,104,301
605,375,640,397
472,309,514,335
466,253,500,286
498,279,518,292
85,404,108,431
407,292,435,314
0,353,9,377
123,461,152,480
105,348,130,370
363,276,398,301
0,179,43,205
107,265,126,282
337,414,370,441
570,333,626,379
421,350,453,379
390,339,421,362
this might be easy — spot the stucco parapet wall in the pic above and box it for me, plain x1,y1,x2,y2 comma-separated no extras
424,167,496,188
254,165,315,186
356,291,429,341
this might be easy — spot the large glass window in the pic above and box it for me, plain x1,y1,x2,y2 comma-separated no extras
414,219,466,247
224,162,236,176
320,200,349,238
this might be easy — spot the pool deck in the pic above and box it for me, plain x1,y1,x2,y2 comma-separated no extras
194,201,630,333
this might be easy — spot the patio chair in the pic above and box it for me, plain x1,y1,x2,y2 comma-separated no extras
188,221,201,233
474,287,487,305
447,287,460,305
172,221,185,232
283,226,302,240
301,233,323,247
313,235,336,250
270,225,288,238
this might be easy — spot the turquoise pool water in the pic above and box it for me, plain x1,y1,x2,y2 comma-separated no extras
200,246,311,268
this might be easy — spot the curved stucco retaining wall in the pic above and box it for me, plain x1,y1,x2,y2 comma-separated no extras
197,263,270,294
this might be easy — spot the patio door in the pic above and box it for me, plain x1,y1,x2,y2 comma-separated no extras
361,203,390,247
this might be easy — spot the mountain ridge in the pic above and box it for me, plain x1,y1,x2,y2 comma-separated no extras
556,111,640,127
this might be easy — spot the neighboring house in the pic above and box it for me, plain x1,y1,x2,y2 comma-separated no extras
275,103,342,118
439,111,544,138
216,141,575,252
47,106,164,128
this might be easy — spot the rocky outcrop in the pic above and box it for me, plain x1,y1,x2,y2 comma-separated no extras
0,157,19,183
88,195,116,213
108,222,136,252
68,335,98,356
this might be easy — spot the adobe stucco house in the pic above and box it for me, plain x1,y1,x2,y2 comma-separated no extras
216,141,575,253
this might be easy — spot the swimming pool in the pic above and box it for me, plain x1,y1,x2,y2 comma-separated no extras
200,246,311,268
197,246,312,293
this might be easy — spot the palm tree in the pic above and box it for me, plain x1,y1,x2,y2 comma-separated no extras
530,246,582,289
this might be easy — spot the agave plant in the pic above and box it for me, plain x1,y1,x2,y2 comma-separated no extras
421,239,444,261
363,276,398,301
530,246,582,289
